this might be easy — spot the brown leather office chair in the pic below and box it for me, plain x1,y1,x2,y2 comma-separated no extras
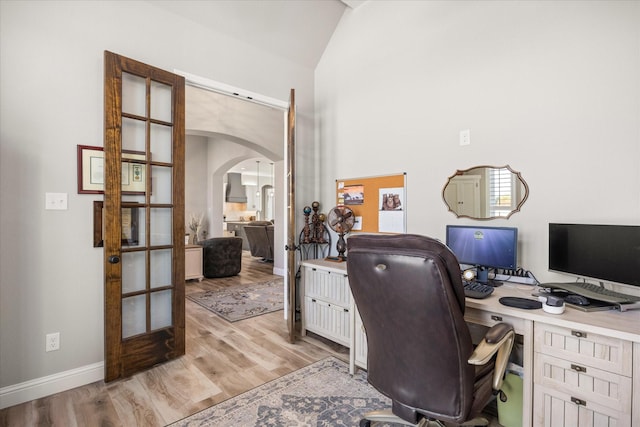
347,234,515,427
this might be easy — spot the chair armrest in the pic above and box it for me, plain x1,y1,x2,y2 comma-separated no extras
468,323,515,391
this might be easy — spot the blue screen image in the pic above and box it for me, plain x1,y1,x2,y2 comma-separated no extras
446,225,518,270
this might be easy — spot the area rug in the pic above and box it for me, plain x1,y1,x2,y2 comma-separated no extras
169,356,393,426
187,278,284,322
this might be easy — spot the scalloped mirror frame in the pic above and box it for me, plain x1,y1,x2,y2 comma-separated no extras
442,165,529,220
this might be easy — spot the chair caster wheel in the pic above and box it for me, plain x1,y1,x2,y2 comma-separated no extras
359,420,371,427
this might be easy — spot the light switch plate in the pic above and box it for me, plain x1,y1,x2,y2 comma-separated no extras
459,129,471,146
45,192,68,210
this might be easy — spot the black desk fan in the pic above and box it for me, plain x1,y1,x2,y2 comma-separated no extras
326,205,355,261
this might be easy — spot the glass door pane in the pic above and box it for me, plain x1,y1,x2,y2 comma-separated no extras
122,295,146,338
150,249,172,288
122,252,146,293
121,73,175,338
122,73,146,116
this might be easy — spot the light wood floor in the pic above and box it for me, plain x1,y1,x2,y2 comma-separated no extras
0,252,348,426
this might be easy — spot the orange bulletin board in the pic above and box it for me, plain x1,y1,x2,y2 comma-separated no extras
336,173,407,234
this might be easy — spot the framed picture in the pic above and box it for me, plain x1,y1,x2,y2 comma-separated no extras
93,201,140,247
78,145,146,194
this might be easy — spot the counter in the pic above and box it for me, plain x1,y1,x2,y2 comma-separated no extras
224,222,250,250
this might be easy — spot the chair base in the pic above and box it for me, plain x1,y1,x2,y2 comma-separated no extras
358,410,437,427
359,409,489,427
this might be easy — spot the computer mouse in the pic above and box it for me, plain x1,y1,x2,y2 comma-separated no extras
564,294,590,306
543,295,565,314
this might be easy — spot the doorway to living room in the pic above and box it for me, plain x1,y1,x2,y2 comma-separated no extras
183,76,286,272
181,74,292,337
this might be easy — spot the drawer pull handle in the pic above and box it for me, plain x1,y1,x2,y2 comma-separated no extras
312,298,316,303
491,315,503,321
571,330,587,338
571,397,586,406
571,364,587,373
344,308,349,312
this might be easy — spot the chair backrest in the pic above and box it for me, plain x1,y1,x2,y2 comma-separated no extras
347,234,475,423
266,225,275,260
248,220,272,226
243,225,270,258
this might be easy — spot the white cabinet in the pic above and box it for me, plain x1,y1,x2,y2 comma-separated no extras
533,323,633,427
300,261,640,427
353,304,367,370
301,260,351,347
185,244,203,281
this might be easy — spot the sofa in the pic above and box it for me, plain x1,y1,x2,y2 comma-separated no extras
200,237,243,278
244,221,275,262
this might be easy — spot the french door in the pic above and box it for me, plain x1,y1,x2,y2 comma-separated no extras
286,89,296,343
103,51,185,381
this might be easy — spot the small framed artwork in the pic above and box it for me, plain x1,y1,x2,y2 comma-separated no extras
93,201,140,247
343,184,364,205
78,145,146,194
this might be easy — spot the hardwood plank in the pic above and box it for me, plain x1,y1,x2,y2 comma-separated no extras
69,382,121,427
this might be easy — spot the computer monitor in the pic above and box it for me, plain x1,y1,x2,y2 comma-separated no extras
446,225,518,284
549,223,640,288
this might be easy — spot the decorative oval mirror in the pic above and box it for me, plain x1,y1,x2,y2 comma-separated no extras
442,165,529,220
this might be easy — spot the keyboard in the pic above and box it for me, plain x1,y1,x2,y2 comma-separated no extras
543,282,640,304
463,281,494,299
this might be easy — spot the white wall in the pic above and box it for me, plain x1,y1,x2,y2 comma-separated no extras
185,135,209,239
0,0,316,406
4,0,638,408
316,1,640,282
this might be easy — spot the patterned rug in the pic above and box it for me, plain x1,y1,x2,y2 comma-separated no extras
187,278,284,322
169,357,393,426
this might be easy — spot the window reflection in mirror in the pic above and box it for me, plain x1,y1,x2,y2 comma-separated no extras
442,165,529,220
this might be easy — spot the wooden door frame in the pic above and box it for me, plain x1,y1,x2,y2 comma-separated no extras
179,74,296,340
286,88,296,343
104,51,185,382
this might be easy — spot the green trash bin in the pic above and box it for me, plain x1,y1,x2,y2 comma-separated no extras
497,372,523,427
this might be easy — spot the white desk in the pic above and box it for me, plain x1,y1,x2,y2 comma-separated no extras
464,283,640,427
301,260,640,427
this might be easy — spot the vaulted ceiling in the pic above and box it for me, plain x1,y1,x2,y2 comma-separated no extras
146,0,366,174
146,0,357,69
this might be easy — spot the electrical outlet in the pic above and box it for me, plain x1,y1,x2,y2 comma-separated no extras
46,332,60,352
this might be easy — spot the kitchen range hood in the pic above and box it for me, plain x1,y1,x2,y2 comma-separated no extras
226,173,247,203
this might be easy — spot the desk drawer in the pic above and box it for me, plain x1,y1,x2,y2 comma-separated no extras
533,384,630,427
534,353,631,414
534,323,632,376
465,307,525,334
304,297,350,347
304,267,350,307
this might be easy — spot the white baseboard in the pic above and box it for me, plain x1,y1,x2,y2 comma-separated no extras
274,267,286,276
0,362,104,409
